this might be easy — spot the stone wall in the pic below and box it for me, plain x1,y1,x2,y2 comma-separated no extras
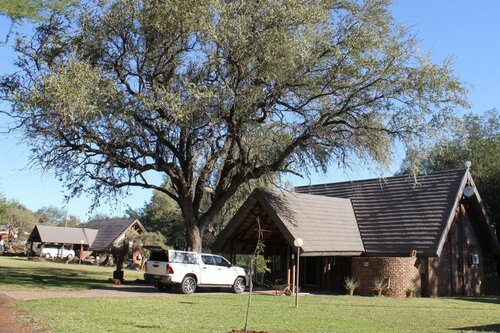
351,257,420,297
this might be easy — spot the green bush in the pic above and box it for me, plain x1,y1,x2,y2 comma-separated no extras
372,277,387,296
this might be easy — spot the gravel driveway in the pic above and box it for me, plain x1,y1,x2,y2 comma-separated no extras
0,284,176,300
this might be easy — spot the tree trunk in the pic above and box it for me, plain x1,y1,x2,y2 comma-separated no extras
186,223,203,252
113,241,130,282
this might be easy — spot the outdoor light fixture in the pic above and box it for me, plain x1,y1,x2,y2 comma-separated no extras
294,238,304,248
79,240,84,265
294,238,303,308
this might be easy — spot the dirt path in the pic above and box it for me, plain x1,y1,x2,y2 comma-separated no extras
0,284,175,300
0,284,168,332
0,284,269,332
0,294,40,333
0,284,240,332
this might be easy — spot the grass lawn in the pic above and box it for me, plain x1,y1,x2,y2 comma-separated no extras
1,256,499,332
0,256,143,290
17,294,500,333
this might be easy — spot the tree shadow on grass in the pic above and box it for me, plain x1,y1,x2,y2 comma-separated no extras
0,266,108,290
452,323,500,332
452,297,500,306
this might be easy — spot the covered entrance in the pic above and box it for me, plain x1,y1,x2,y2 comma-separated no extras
213,189,365,293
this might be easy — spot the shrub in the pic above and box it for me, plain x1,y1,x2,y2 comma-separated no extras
344,276,360,294
372,277,387,296
406,283,418,297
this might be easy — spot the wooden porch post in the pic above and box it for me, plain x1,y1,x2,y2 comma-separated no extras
230,239,236,264
286,245,291,287
39,243,44,258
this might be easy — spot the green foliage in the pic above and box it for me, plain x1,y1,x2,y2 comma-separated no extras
35,206,81,227
372,277,388,296
125,231,167,258
35,206,64,225
0,0,73,21
129,177,275,251
0,195,39,239
400,110,500,236
127,187,186,250
2,0,468,251
344,276,360,290
236,254,270,276
405,283,418,297
0,194,82,240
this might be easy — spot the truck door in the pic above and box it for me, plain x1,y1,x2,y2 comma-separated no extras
200,255,221,284
213,255,234,285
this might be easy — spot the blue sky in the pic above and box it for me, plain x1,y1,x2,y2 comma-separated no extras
0,0,499,220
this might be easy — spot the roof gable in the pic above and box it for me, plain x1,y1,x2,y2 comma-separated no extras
85,218,145,251
214,190,364,255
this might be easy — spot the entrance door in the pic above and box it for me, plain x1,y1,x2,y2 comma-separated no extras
305,257,317,286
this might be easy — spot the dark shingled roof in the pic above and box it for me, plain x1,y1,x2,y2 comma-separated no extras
215,168,500,257
213,190,364,256
27,225,98,245
260,191,364,255
85,218,145,251
295,169,468,256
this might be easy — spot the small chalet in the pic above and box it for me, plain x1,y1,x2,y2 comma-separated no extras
26,225,98,256
213,169,500,297
26,218,145,259
85,218,145,252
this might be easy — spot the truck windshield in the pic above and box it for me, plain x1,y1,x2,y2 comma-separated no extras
213,256,231,267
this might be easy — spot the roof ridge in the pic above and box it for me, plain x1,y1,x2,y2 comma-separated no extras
258,188,352,201
295,168,467,190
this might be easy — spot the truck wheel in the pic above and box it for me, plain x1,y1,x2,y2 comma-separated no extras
181,276,197,294
67,254,74,260
44,253,51,259
157,284,173,292
233,277,246,294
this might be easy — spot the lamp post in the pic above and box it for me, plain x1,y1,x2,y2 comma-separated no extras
294,238,303,308
79,240,84,265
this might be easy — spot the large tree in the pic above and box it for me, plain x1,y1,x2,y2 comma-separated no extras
0,0,71,21
400,110,500,238
128,177,274,250
0,0,73,42
1,0,467,251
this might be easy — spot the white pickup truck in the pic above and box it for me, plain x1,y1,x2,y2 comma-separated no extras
144,248,248,294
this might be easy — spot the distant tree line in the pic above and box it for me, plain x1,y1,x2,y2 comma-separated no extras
0,194,83,240
399,110,499,240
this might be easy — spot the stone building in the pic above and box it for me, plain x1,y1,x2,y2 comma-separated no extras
213,168,500,297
